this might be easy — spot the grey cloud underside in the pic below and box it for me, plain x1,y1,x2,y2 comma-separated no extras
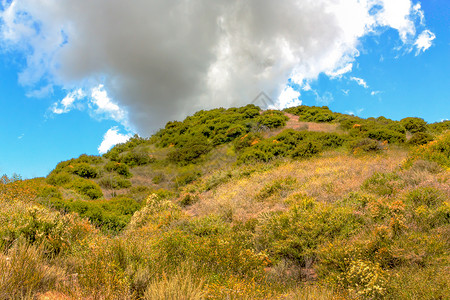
48,0,347,134
1,0,429,135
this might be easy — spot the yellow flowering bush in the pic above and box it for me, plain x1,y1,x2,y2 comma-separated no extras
340,259,387,299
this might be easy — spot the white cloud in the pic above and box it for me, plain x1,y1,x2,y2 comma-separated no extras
90,85,128,124
413,3,425,25
0,0,434,135
277,86,301,109
350,77,369,89
346,108,364,116
376,0,416,43
342,89,350,96
326,63,354,79
49,85,129,127
414,30,436,55
98,127,132,154
302,83,312,92
371,90,381,96
51,89,85,114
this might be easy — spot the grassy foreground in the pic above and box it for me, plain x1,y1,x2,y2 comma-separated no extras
1,105,449,299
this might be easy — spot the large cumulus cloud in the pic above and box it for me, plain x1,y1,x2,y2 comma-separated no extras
0,0,433,135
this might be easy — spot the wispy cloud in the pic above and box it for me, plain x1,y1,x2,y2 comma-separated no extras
26,84,53,98
346,108,364,116
350,77,369,89
51,89,85,114
371,91,381,96
326,63,353,79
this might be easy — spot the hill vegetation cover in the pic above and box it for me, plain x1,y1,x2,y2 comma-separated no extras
1,105,449,299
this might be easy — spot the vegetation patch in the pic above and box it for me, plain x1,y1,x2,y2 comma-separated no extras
2,104,450,299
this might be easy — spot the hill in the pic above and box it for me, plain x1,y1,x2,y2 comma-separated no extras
1,104,449,299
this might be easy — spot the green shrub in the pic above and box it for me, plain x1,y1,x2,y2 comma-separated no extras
152,174,165,184
256,199,363,266
350,138,385,154
103,135,148,160
400,117,427,133
405,187,445,208
211,134,227,146
367,128,406,143
174,169,202,187
104,161,132,178
98,176,132,190
120,150,154,167
225,124,248,140
71,178,103,200
291,141,321,159
46,172,72,186
318,133,347,148
168,137,211,165
339,117,362,130
76,153,103,164
45,197,141,233
37,186,62,200
186,215,228,237
386,123,407,134
428,120,450,133
127,193,182,232
362,172,402,196
284,105,338,123
153,105,262,149
179,193,199,207
233,133,261,152
0,201,93,254
237,148,270,164
71,163,99,179
313,113,335,123
273,129,305,146
237,104,260,118
407,132,450,168
408,132,434,146
257,111,288,128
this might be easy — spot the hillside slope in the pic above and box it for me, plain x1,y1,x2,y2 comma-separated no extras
1,105,449,299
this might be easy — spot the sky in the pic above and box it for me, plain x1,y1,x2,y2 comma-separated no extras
0,0,449,179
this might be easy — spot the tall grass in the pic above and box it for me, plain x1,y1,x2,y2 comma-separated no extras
143,266,206,300
0,242,65,299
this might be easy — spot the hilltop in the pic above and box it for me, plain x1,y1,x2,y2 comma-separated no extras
1,104,449,299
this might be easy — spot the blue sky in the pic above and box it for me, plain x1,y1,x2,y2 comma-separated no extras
0,0,449,179
298,2,449,122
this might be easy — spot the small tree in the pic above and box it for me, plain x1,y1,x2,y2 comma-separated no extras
401,117,427,133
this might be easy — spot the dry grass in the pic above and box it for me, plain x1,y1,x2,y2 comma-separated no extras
0,242,66,299
143,266,206,300
188,148,408,221
282,284,340,300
